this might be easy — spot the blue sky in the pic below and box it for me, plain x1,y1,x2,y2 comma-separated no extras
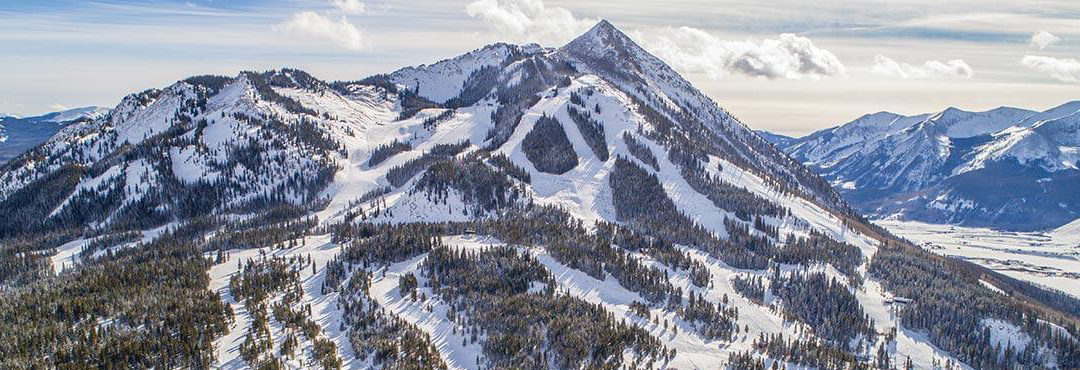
2,0,1078,135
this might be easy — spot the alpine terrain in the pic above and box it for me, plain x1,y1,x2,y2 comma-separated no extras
1,21,1078,370
0,106,109,164
772,102,1080,231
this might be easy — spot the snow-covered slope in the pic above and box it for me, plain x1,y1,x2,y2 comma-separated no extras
966,110,1080,173
386,43,547,104
0,72,343,228
929,106,1034,139
1053,217,1080,247
1018,101,1080,126
3,20,1078,370
556,21,847,213
771,101,1080,231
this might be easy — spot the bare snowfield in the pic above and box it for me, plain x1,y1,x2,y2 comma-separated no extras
877,219,1080,298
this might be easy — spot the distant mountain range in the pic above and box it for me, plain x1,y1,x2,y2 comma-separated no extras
0,106,109,164
754,130,796,148
764,102,1080,231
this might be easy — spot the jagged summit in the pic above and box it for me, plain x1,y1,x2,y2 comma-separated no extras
561,19,625,51
557,19,689,96
555,20,849,211
559,19,684,88
591,19,617,32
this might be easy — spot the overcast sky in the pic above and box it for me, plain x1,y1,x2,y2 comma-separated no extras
2,0,1078,136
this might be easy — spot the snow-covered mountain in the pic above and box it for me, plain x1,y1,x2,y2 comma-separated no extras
0,106,109,164
44,106,110,123
755,130,796,148
772,102,1080,231
2,21,1078,369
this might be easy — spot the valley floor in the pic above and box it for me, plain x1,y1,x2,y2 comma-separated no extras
877,220,1080,298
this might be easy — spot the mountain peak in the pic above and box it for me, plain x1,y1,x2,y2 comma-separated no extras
557,19,690,93
561,19,635,53
935,106,969,118
854,111,903,122
587,19,617,35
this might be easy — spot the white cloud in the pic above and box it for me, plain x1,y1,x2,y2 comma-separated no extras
922,59,974,78
463,1,844,80
276,11,365,51
871,55,973,79
464,0,595,45
645,27,846,80
1021,55,1080,83
331,0,366,15
1029,31,1060,50
49,103,70,111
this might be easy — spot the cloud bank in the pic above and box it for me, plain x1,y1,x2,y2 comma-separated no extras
642,27,847,80
276,11,365,51
463,0,845,80
871,55,973,79
1021,55,1080,83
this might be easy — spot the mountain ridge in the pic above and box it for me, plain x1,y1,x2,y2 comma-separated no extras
0,106,109,164
768,101,1080,230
